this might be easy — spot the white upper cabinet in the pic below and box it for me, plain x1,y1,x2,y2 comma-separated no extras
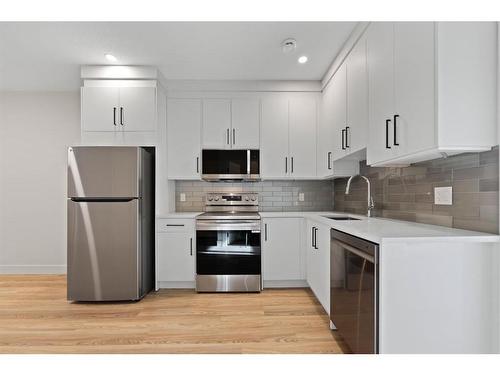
367,22,497,166
261,94,318,179
261,96,289,178
289,97,317,178
167,98,201,179
202,99,231,149
331,64,348,160
118,87,157,132
81,87,120,132
366,22,396,164
231,98,260,149
346,35,368,155
317,80,335,177
201,97,260,149
81,86,156,132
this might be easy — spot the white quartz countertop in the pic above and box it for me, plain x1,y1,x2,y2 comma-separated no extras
259,211,500,244
157,212,202,219
158,211,499,244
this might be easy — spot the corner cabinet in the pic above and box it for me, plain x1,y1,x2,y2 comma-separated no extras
261,94,318,179
366,22,497,166
262,217,306,286
156,219,195,288
306,220,330,315
167,98,201,179
81,86,157,132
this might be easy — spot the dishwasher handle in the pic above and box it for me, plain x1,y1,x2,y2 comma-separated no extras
332,239,375,264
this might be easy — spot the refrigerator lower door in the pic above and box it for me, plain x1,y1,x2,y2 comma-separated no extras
67,199,140,301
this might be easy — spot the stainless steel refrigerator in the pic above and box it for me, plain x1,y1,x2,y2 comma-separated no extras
67,146,155,301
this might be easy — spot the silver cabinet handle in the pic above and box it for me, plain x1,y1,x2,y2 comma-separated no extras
190,238,193,256
120,107,124,126
113,107,117,126
232,128,235,145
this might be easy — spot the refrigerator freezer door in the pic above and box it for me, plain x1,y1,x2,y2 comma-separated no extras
67,199,140,301
68,147,139,198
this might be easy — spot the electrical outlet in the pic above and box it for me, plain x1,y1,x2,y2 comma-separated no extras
434,187,452,205
180,193,186,202
298,193,305,202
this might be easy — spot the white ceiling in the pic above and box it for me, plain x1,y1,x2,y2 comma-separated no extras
0,22,357,91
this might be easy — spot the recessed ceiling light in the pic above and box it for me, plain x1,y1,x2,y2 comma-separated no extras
105,53,118,62
298,56,308,64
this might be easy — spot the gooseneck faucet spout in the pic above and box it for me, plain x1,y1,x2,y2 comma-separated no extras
345,175,375,217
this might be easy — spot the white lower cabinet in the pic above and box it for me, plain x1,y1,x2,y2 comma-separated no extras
262,218,305,285
156,219,195,288
306,220,330,315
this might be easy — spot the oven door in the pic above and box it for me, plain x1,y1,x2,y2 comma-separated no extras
330,233,379,354
196,220,261,275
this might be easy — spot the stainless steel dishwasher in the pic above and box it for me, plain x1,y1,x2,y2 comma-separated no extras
330,229,379,354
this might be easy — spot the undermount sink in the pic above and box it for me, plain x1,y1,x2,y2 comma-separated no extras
322,216,361,221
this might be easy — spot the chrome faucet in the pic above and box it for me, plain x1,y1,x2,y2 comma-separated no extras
345,175,375,217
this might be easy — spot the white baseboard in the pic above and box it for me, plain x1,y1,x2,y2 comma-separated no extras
0,265,67,274
263,280,308,288
157,281,196,289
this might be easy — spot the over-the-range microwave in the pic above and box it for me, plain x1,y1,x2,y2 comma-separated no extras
201,149,260,181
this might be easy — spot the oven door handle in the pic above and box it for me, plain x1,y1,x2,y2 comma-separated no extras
332,239,375,264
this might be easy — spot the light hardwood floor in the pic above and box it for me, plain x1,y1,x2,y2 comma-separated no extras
0,275,346,354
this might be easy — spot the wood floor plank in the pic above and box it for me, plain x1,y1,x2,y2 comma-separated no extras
0,275,345,354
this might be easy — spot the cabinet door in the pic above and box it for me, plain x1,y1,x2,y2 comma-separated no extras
81,87,120,132
318,83,335,177
289,97,317,178
394,22,435,156
262,218,302,281
366,22,396,165
306,221,318,295
167,98,201,179
346,35,368,155
157,232,195,282
315,223,330,315
202,99,231,149
231,98,260,149
261,96,289,178
331,64,348,161
118,87,157,132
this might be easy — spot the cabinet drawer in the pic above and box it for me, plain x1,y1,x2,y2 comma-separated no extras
157,219,193,232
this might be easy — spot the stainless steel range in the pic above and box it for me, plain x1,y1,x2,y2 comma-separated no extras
195,193,261,292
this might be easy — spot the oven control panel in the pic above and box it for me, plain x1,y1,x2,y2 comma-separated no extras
206,193,259,205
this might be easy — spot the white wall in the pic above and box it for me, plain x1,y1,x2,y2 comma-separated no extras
0,92,80,273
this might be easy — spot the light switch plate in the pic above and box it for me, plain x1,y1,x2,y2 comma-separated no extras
434,187,453,205
180,193,186,202
298,193,305,202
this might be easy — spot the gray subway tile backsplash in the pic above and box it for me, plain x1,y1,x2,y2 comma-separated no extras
175,180,335,212
334,146,499,234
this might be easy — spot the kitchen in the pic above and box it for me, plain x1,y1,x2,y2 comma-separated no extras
1,8,500,371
